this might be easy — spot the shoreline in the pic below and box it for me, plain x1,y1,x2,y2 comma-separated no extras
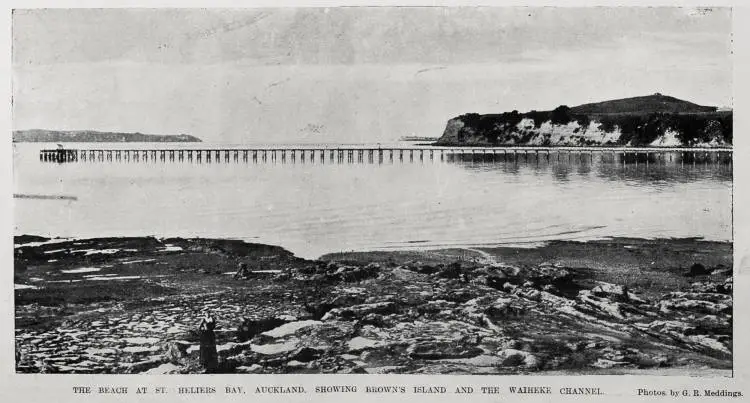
14,233,734,262
15,235,732,375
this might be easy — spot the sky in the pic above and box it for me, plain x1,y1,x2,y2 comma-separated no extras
12,7,733,143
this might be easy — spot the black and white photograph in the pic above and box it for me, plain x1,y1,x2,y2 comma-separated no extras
12,6,735,378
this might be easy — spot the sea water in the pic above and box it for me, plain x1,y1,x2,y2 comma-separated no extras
13,143,733,259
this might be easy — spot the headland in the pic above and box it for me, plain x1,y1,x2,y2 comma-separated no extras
435,94,732,148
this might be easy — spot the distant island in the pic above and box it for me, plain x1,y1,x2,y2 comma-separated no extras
13,129,202,143
399,136,439,142
435,94,732,147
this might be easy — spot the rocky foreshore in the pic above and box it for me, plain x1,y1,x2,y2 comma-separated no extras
14,236,732,375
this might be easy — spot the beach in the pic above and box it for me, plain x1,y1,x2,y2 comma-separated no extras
14,236,732,375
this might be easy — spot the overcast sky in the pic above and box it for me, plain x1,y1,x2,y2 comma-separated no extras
12,7,732,143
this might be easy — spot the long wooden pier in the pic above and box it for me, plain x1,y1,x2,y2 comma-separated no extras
39,146,733,165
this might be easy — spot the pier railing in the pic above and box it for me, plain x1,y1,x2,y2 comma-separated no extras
39,146,733,165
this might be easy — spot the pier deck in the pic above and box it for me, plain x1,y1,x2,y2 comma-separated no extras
39,146,733,164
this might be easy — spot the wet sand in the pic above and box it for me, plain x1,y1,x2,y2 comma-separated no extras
14,236,732,375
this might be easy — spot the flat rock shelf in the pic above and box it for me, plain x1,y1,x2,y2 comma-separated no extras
14,236,732,375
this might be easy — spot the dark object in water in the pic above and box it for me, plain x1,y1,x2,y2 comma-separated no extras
684,263,713,277
14,194,77,201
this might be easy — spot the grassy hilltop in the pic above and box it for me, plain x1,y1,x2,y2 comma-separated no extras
435,94,732,147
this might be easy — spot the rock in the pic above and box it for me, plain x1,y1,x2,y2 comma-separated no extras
663,292,731,304
262,321,322,338
298,265,317,275
694,315,732,335
236,316,291,342
443,289,480,304
642,320,695,335
407,341,482,360
484,298,525,319
591,358,628,369
217,341,254,357
364,262,381,272
529,266,573,287
323,263,381,283
417,300,458,315
289,347,323,362
456,296,490,323
347,337,383,353
330,294,367,308
321,302,398,321
633,353,669,368
481,265,518,289
325,261,339,271
339,365,367,374
359,348,404,367
687,335,731,354
259,356,293,368
296,321,356,351
304,301,335,320
658,298,731,315
338,268,360,282
684,263,712,277
636,320,730,355
410,263,440,275
251,340,300,356
161,340,191,363
360,313,390,327
364,293,399,304
123,346,160,354
689,281,729,294
576,290,627,319
541,284,558,293
284,360,308,369
496,349,539,369
711,266,732,278
235,364,264,373
144,362,181,374
538,290,575,307
437,262,462,279
724,277,733,293
497,264,522,278
485,275,505,290
514,287,542,301
440,354,506,367
591,282,640,303
123,357,165,374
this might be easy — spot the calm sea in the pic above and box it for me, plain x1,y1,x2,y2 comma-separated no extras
13,142,733,259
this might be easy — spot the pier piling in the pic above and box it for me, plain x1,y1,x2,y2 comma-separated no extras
38,146,733,168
